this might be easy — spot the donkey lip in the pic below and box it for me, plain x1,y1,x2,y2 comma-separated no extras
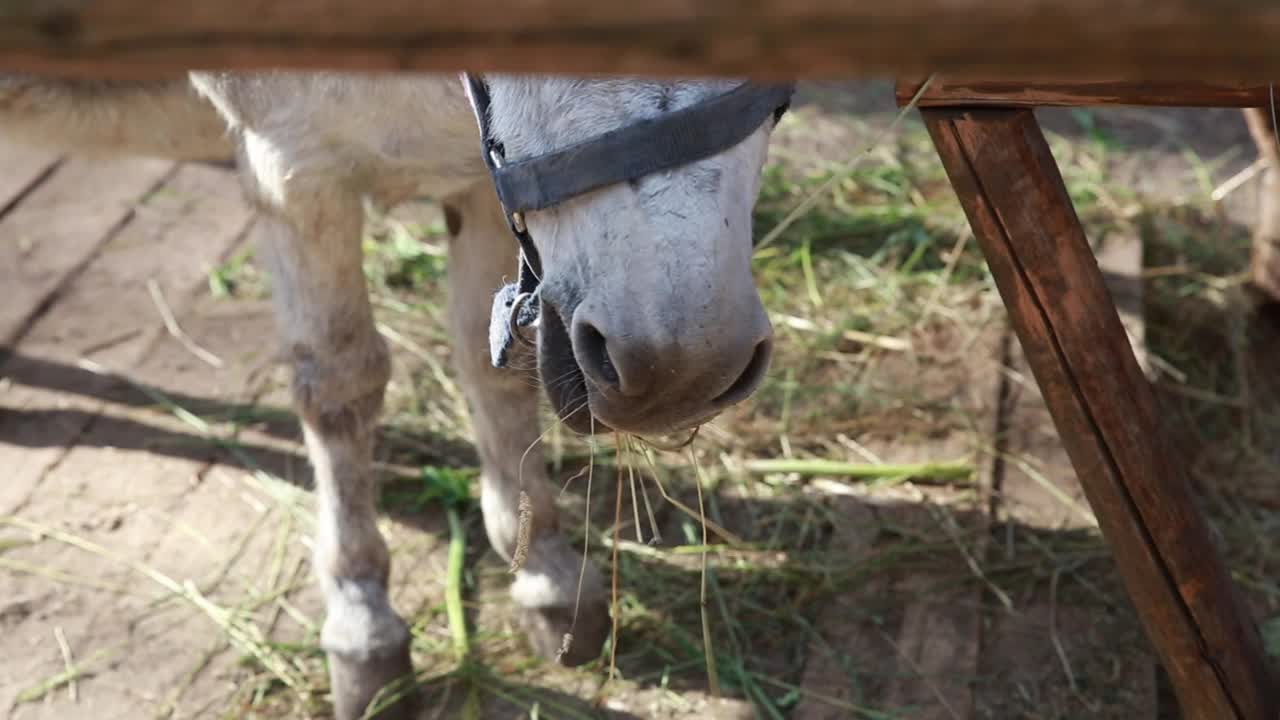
584,398,713,436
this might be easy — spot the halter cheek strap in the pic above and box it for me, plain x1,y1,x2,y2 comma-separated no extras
461,75,544,293
461,73,795,368
461,75,545,368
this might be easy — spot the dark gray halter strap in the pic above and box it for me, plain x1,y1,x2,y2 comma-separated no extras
460,73,794,368
477,81,795,214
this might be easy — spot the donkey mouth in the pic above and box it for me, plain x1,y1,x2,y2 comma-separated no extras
537,298,604,435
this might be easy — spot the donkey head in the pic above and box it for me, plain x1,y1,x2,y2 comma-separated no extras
480,76,785,436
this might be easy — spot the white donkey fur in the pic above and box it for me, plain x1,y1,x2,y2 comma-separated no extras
0,71,778,719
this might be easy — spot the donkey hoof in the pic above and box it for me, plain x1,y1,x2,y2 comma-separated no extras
519,596,612,666
327,642,417,720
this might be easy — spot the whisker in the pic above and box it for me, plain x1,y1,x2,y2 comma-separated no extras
532,354,584,388
542,366,581,391
559,462,591,498
552,398,590,430
546,371,588,397
518,410,569,491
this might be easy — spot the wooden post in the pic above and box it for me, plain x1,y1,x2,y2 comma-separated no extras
922,107,1278,720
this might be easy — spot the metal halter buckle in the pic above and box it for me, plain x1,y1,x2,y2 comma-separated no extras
488,147,528,233
508,291,538,347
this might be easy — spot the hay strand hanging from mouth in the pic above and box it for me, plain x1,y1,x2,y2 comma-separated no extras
557,417,598,665
688,447,721,698
609,435,625,681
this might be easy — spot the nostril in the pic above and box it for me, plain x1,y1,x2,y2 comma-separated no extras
575,321,621,390
713,337,773,407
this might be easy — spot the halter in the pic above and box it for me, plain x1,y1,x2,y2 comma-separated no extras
461,74,794,368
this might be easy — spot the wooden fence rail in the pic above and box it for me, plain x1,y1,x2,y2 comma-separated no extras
4,1,1280,79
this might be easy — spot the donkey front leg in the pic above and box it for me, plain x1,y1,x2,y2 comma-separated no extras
251,174,414,719
443,182,611,665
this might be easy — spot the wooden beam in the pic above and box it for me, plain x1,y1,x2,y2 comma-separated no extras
898,78,1279,108
922,107,1278,720
6,2,1280,79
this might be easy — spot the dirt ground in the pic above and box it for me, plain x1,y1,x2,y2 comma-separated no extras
1,80,1278,720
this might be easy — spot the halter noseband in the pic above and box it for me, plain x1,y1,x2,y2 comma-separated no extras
461,74,795,369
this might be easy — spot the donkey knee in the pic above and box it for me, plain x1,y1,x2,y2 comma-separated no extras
289,337,391,427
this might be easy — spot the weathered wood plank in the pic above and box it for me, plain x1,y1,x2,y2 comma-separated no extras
878,334,1003,720
791,324,1005,720
0,139,61,218
7,2,1280,79
0,162,254,716
977,337,1158,718
0,161,253,516
881,531,983,720
923,107,1277,720
1095,229,1149,378
0,153,175,346
897,78,1280,109
0,295,288,720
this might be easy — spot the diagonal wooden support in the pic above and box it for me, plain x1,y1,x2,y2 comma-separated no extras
922,107,1278,720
